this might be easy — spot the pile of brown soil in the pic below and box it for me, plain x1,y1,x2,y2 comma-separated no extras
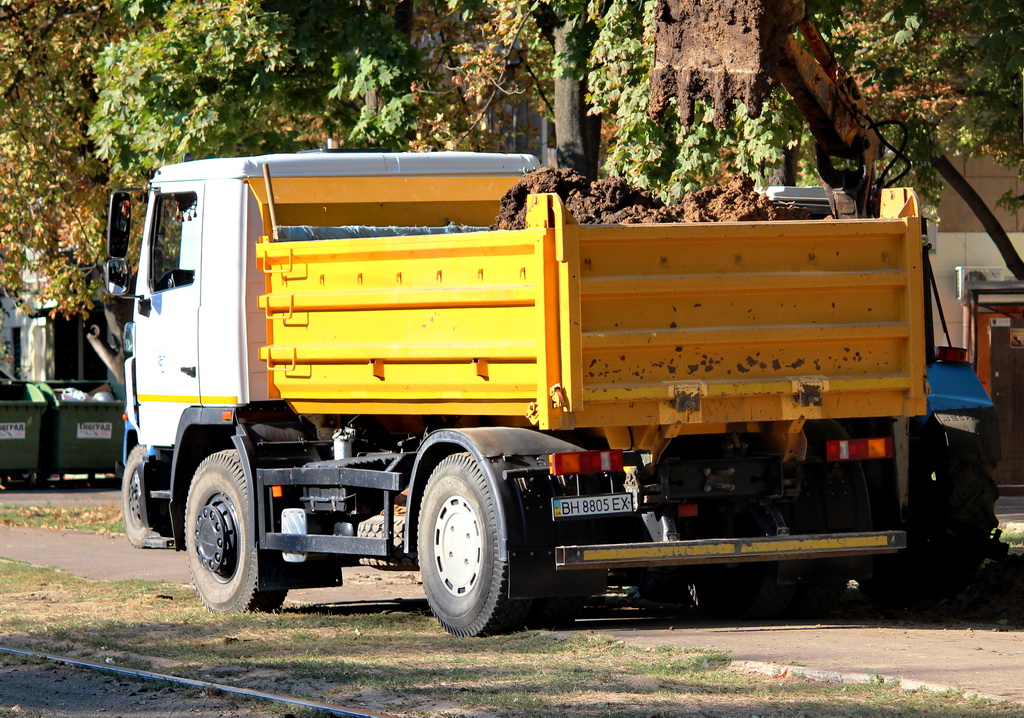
940,555,1024,625
492,168,808,230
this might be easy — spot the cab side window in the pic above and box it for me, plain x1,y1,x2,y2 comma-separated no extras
150,192,198,292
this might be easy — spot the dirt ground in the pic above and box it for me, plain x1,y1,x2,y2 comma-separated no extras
3,493,1024,715
3,519,1024,709
933,553,1024,624
0,658,312,718
491,168,809,230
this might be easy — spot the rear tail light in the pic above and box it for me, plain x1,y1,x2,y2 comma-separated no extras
677,503,699,518
935,346,969,362
826,437,893,462
549,449,624,476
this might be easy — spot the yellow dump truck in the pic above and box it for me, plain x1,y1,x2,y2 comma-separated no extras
105,151,1002,636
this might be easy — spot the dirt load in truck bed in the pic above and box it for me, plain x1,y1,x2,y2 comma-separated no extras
492,167,809,230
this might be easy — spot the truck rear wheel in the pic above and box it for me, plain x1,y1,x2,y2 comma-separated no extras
185,450,286,613
417,453,530,637
358,514,418,570
121,445,151,549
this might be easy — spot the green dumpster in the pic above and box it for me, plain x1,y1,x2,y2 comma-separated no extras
0,381,47,475
37,381,126,476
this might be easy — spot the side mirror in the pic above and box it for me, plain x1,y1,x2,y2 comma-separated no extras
106,258,132,296
107,189,134,258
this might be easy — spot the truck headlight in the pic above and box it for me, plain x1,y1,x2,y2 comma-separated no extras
123,322,135,356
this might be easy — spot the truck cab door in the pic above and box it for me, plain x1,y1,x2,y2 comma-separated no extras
133,185,203,447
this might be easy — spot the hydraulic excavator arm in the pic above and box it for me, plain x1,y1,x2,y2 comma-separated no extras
651,0,883,218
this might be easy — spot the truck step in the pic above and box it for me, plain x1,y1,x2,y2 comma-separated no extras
262,533,389,557
258,464,401,491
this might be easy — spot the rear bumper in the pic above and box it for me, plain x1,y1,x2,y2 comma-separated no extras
555,531,905,570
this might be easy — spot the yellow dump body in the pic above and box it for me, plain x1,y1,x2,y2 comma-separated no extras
256,185,927,437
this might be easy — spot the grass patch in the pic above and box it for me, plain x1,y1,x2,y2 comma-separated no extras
1000,524,1024,547
0,505,123,534
0,558,1019,717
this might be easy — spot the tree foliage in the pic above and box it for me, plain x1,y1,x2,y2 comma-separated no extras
91,0,422,172
2,0,1023,324
806,0,1023,208
0,1,124,315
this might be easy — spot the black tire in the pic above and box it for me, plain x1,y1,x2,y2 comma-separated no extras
525,596,587,630
786,580,848,619
121,445,152,549
861,460,1002,608
358,514,418,570
417,453,530,637
944,461,1000,544
690,563,796,620
185,450,286,613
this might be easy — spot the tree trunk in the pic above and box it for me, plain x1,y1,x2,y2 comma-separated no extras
932,154,1024,280
87,296,134,384
769,142,800,187
541,13,601,179
86,327,124,384
394,0,414,35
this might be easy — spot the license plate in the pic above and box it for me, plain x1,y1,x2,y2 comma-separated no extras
552,493,635,520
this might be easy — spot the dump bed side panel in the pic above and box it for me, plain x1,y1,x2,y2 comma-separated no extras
560,194,927,429
257,220,564,425
257,189,926,432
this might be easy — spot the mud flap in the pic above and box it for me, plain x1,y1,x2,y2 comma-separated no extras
505,465,608,599
508,548,607,599
257,550,343,592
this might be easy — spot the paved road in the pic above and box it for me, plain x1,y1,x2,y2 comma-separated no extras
2,488,1023,705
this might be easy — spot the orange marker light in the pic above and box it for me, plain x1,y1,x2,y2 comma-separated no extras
270,485,283,498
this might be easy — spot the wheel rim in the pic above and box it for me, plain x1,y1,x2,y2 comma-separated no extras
194,492,238,580
432,494,482,597
127,470,144,528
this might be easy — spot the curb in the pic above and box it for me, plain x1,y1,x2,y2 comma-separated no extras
731,660,1024,706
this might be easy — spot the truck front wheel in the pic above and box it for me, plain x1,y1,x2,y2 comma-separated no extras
417,453,530,636
185,450,286,613
121,445,151,549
